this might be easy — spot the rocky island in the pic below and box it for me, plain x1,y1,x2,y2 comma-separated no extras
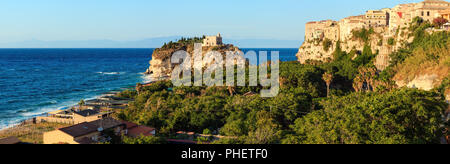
145,33,241,78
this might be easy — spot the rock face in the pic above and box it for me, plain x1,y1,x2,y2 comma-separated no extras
296,0,450,70
395,74,439,91
296,0,450,93
297,23,409,71
145,40,240,78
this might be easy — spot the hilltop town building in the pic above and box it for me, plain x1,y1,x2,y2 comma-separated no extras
202,33,223,47
299,0,450,70
339,15,366,41
440,9,450,20
305,0,450,42
365,10,390,27
305,20,340,41
413,0,450,22
389,3,416,35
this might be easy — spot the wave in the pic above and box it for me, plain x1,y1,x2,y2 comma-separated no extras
7,99,22,103
97,72,124,75
1,75,146,131
33,100,58,107
0,118,26,130
141,74,156,83
16,109,32,114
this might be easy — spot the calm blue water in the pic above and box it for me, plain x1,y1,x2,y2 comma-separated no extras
0,48,297,129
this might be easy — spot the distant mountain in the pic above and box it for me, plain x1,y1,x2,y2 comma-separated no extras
0,37,182,48
0,37,302,48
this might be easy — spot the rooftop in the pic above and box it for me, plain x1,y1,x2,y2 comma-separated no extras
59,118,125,137
127,126,156,137
59,122,99,138
122,121,138,129
74,109,100,117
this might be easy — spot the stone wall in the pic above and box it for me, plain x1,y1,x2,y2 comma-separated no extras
36,116,74,125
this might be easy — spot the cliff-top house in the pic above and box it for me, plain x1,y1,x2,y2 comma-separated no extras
202,33,223,47
413,0,450,22
365,9,390,27
440,9,450,20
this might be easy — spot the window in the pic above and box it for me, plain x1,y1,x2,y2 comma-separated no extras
422,11,424,16
427,11,430,16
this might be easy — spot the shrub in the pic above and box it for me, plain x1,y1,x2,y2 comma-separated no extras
322,38,333,52
388,37,395,46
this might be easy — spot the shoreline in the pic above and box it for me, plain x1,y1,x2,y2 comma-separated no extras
0,74,157,132
0,91,122,132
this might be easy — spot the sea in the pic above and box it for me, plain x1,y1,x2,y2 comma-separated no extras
0,48,298,129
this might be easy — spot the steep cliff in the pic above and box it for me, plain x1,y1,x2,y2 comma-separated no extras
297,27,388,62
297,15,449,93
145,38,240,78
296,25,413,70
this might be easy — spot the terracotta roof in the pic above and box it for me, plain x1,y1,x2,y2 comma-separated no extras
127,126,156,137
176,131,196,135
122,121,138,129
59,118,125,137
89,117,125,130
0,136,21,144
59,122,99,137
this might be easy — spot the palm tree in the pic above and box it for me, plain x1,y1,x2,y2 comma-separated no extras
322,72,333,97
78,99,85,111
78,99,85,106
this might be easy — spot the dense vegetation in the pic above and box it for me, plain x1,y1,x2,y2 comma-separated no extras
115,18,448,144
390,17,450,82
161,36,205,49
116,63,447,144
352,27,375,43
285,89,446,144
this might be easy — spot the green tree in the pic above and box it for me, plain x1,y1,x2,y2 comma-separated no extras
245,111,282,144
291,88,446,144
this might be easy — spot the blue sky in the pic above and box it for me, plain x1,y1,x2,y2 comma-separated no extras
0,0,425,47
